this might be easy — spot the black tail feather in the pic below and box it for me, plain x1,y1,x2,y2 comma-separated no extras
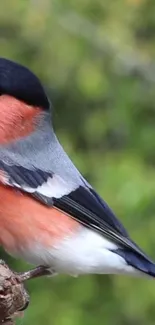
114,248,155,277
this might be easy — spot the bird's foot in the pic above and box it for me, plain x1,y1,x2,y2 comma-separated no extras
16,265,51,282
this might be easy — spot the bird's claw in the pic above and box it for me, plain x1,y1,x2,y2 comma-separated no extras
15,265,51,282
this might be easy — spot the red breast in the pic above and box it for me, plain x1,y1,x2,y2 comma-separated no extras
0,184,80,255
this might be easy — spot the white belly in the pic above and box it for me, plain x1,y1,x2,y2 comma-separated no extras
18,227,138,276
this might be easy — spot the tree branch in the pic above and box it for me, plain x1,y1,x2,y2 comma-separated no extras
0,260,29,325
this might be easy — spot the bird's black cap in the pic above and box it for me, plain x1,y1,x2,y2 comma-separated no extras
0,58,49,109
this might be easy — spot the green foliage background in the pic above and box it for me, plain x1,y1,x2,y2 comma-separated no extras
1,0,155,324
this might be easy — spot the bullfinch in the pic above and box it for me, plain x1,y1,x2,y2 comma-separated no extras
0,57,154,282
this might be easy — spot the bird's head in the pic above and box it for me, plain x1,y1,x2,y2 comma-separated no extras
0,58,50,144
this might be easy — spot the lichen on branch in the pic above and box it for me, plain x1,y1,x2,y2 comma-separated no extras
0,260,29,325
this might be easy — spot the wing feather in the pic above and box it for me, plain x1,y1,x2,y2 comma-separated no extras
0,159,152,262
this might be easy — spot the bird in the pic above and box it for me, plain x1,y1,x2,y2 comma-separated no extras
0,57,154,283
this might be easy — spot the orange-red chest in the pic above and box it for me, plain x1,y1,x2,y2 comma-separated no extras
0,184,79,255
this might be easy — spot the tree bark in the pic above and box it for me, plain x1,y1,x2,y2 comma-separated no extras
0,260,29,325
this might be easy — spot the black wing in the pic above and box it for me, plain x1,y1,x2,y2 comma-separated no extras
53,185,150,259
0,159,151,261
0,160,54,205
